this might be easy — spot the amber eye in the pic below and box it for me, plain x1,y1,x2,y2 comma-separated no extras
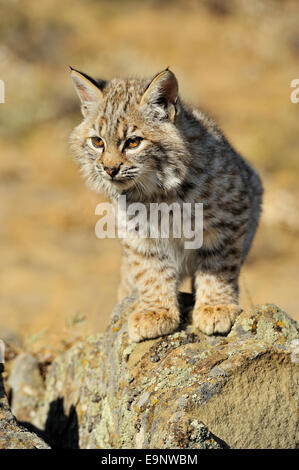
126,137,142,149
90,136,105,149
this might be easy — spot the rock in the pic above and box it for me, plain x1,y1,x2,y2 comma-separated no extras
8,295,299,449
7,353,45,428
0,364,50,449
0,327,24,351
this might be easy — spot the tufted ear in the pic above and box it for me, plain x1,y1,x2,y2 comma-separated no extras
140,68,178,120
70,67,106,117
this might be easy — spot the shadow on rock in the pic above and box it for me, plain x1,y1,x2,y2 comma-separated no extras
20,398,79,449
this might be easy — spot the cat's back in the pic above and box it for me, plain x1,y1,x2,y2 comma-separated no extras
181,102,263,200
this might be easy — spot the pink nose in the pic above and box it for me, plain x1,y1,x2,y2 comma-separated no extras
104,166,120,177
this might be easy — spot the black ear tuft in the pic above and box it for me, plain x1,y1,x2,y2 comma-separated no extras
70,67,106,92
95,78,107,92
71,68,105,116
141,69,178,108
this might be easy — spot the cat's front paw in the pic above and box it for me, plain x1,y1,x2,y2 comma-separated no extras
128,305,180,342
192,303,242,335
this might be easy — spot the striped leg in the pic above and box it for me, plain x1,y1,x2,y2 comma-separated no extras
192,270,242,335
124,243,180,342
191,210,250,335
117,251,135,302
191,231,245,335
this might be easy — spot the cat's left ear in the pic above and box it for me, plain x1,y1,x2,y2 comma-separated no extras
140,68,178,121
70,67,105,117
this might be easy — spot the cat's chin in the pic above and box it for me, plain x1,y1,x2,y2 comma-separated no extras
106,178,135,191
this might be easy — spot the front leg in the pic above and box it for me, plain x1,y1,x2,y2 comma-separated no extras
191,210,250,335
191,244,243,335
123,242,180,342
117,250,135,302
192,271,242,335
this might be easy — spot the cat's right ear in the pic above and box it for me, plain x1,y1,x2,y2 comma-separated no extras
70,67,104,117
140,68,179,121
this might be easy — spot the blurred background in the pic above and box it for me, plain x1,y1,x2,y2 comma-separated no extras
0,0,298,356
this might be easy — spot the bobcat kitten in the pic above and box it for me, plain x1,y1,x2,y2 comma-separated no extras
70,67,263,342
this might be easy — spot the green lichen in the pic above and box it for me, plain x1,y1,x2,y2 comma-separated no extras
255,317,277,342
93,396,114,448
273,311,299,341
199,350,212,360
239,318,255,333
153,366,197,391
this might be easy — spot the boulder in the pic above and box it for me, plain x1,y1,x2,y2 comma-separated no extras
0,364,50,449
7,294,299,449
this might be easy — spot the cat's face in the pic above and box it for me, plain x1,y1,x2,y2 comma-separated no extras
70,68,189,199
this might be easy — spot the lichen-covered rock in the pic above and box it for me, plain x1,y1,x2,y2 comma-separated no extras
8,295,299,449
0,364,50,449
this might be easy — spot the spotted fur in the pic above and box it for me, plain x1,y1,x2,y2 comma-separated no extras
70,67,263,342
